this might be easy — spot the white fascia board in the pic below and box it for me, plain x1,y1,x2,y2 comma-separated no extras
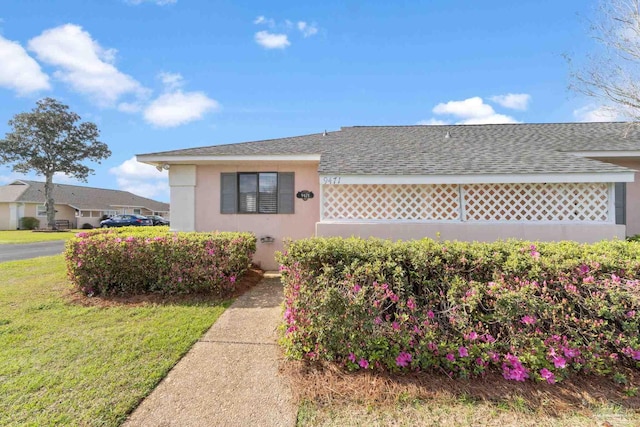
319,172,635,184
569,151,640,158
136,154,321,164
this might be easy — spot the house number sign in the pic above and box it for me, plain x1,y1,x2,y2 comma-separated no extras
322,176,342,184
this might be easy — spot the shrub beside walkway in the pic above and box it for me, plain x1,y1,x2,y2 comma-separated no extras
123,276,296,427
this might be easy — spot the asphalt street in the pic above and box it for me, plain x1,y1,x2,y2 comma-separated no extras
0,241,66,263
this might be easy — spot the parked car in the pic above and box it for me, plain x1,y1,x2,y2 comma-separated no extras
100,214,153,227
146,215,170,226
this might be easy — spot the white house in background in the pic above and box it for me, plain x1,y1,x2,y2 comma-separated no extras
137,122,640,270
0,180,170,229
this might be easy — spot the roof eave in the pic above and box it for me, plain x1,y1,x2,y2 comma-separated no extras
136,154,322,166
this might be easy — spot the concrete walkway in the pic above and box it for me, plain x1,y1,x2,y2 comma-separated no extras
123,276,297,427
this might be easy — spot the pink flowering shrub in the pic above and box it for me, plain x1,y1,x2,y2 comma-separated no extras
66,227,255,295
277,237,640,384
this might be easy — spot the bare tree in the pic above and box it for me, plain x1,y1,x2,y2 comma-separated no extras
569,0,640,120
0,98,111,229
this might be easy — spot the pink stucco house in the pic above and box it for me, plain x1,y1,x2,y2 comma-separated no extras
137,123,640,270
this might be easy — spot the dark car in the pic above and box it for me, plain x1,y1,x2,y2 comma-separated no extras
100,214,153,228
146,215,170,226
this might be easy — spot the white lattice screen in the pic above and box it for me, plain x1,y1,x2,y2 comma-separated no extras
322,184,460,220
463,183,610,222
321,183,611,223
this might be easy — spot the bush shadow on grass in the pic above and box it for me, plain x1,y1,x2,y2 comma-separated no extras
283,360,640,417
63,267,264,308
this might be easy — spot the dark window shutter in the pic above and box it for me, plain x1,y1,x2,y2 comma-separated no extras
221,173,237,214
615,182,626,225
278,172,295,214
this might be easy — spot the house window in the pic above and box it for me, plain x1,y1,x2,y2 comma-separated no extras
37,205,47,217
221,172,294,214
133,208,141,215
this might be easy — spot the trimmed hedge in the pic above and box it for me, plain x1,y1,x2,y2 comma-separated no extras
65,227,256,296
277,237,640,384
20,216,40,230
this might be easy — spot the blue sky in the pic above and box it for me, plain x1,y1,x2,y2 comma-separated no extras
0,0,613,202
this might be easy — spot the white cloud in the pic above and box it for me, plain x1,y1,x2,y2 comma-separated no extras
109,157,169,200
428,96,519,125
0,35,50,95
489,93,531,111
573,105,620,122
297,21,318,38
158,71,184,91
254,16,275,27
28,24,147,106
254,31,290,49
126,0,177,5
433,97,495,119
417,118,449,126
144,90,219,127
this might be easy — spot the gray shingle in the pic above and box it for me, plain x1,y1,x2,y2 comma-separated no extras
138,122,640,175
0,180,169,212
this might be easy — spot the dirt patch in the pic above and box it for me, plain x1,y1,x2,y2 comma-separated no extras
283,360,640,417
64,267,264,307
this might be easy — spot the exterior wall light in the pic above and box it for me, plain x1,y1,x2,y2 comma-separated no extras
296,190,314,201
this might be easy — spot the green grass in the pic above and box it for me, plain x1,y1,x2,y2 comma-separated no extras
0,230,78,244
0,255,230,426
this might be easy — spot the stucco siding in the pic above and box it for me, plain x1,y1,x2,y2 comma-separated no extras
194,163,320,269
596,158,640,236
316,222,626,243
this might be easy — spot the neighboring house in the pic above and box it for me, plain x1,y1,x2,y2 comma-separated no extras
0,180,170,229
137,123,640,270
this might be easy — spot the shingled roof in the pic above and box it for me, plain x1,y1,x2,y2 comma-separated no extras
138,122,640,176
0,180,169,212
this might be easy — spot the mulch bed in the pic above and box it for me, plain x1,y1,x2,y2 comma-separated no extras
283,360,640,417
64,266,264,308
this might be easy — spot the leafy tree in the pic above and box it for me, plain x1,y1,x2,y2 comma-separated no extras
568,0,640,120
0,98,111,229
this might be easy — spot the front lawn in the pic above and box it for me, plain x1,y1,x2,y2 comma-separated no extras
0,229,77,244
0,255,230,426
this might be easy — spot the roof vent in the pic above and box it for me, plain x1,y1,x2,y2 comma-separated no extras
444,131,451,139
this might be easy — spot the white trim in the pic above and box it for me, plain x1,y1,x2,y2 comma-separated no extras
319,172,635,184
137,154,321,164
570,151,640,158
608,183,616,224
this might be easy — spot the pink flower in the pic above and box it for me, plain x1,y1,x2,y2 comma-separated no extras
396,352,412,367
359,358,369,369
465,331,478,341
540,368,556,384
427,342,437,351
446,353,455,362
552,355,566,369
562,347,580,359
458,346,469,358
482,334,496,343
521,315,536,325
407,298,417,311
348,352,356,363
427,310,435,319
353,284,362,293
392,321,400,331
229,276,236,283
627,310,636,318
